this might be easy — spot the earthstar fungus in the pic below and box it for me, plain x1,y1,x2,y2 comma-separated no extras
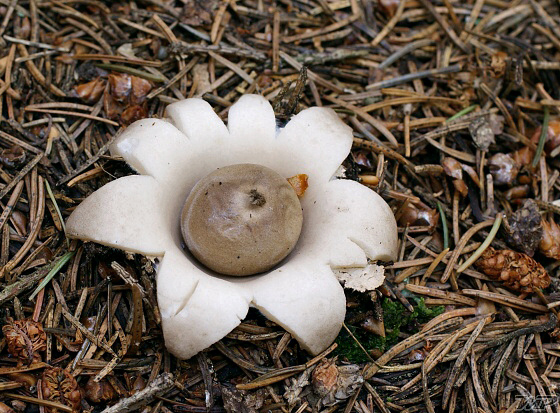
66,95,398,359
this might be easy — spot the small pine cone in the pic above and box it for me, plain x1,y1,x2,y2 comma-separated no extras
41,367,82,413
2,319,46,364
539,219,560,260
503,199,543,257
475,247,550,293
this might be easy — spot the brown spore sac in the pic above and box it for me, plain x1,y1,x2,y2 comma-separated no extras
181,164,303,276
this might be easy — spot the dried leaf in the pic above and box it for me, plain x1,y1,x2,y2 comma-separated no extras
121,105,147,126
407,349,429,363
489,113,505,135
84,377,117,404
531,119,560,155
352,150,374,170
545,119,560,154
16,17,31,40
287,174,309,197
11,210,27,234
104,90,125,120
130,76,152,105
361,315,385,337
70,77,106,104
193,63,211,95
7,372,38,390
105,73,151,125
461,163,481,187
398,203,439,230
378,0,401,17
130,375,147,395
511,146,534,167
108,73,132,102
53,333,83,353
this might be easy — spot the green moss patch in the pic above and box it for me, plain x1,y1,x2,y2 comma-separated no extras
334,297,444,363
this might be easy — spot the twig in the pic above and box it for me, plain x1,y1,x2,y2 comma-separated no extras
365,65,461,92
532,106,550,168
57,129,120,185
100,373,175,413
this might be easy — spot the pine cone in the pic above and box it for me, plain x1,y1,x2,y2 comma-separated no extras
2,319,46,364
475,247,550,293
539,219,560,260
41,367,82,413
